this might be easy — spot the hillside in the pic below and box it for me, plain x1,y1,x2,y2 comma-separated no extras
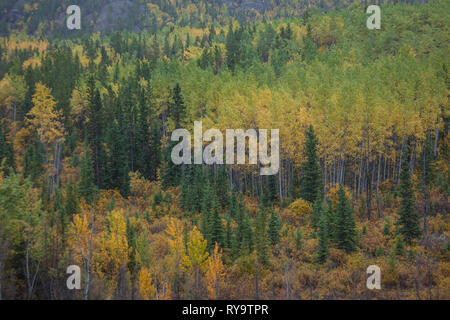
0,0,448,300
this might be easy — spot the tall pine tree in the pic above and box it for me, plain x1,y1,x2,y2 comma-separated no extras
396,140,421,244
335,185,357,252
299,125,321,203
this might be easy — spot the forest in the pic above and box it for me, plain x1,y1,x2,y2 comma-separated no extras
0,0,448,300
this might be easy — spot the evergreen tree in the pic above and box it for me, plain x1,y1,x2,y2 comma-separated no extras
209,195,225,250
254,207,269,266
335,185,357,252
79,141,96,203
299,125,321,203
316,202,329,263
161,139,181,188
0,123,14,172
396,140,421,244
149,120,161,181
262,175,278,207
224,213,232,250
394,235,406,256
201,180,213,244
419,133,434,235
227,190,238,220
310,189,323,230
268,208,281,246
168,83,186,129
64,177,79,217
86,77,105,187
180,165,192,212
215,163,228,208
105,119,130,196
54,186,66,240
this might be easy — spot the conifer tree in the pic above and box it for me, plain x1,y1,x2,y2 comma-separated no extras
215,164,228,208
316,202,329,263
335,185,357,252
201,180,213,244
299,125,321,203
254,208,269,266
149,120,161,181
105,120,130,196
310,189,324,230
64,177,79,217
79,141,96,204
209,196,225,250
86,77,104,187
268,208,281,246
168,83,186,129
396,140,421,244
419,133,434,235
0,123,14,172
224,214,232,250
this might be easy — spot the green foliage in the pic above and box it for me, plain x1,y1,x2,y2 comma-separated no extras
383,218,392,237
335,185,357,252
299,125,321,203
79,142,96,203
395,235,406,257
0,123,14,172
396,141,421,244
316,201,329,264
254,207,269,266
268,209,282,246
295,228,303,249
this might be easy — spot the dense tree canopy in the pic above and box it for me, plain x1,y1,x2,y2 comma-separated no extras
0,0,448,300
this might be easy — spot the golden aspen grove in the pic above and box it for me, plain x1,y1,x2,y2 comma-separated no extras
0,0,448,301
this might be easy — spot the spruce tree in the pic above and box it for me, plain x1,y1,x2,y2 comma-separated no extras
310,188,324,230
268,208,281,246
201,180,213,243
215,164,228,208
335,185,357,252
224,213,232,250
161,139,182,188
255,208,269,266
24,136,44,182
396,141,421,244
86,78,104,187
79,141,96,203
0,123,14,172
180,165,192,212
419,133,434,236
316,202,329,264
209,195,225,250
299,125,321,203
149,120,161,181
168,83,186,129
105,119,130,196
241,210,253,252
64,177,79,217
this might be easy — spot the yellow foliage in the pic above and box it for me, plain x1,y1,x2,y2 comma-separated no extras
183,226,209,272
283,198,312,225
27,82,64,146
138,267,155,300
96,209,130,281
206,243,225,299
